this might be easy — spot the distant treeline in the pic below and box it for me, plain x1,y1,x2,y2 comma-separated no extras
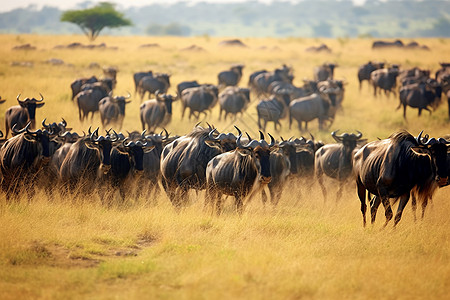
0,0,449,37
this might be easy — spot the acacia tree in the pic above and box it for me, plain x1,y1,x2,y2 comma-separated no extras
61,2,132,41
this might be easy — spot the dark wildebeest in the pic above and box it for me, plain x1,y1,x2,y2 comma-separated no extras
0,122,53,201
76,83,110,122
180,85,219,120
370,67,400,97
133,71,153,94
248,69,268,90
177,80,200,98
253,65,293,97
268,81,308,101
372,40,404,49
317,79,346,109
313,63,337,82
257,90,291,131
138,73,171,101
205,133,274,214
315,130,364,201
59,128,118,197
99,92,132,129
4,93,45,138
289,85,339,131
70,75,98,100
357,61,385,90
140,92,178,132
108,134,155,203
218,86,250,121
399,67,430,86
353,131,449,227
435,63,450,119
218,65,244,88
160,125,224,208
398,79,442,119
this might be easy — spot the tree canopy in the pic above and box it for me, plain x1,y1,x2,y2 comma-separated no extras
61,2,132,41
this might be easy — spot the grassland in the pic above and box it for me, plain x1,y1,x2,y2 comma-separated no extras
0,34,449,299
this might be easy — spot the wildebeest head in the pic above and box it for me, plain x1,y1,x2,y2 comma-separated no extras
416,132,450,187
16,93,45,126
156,91,178,114
206,126,242,152
85,127,119,173
42,118,72,136
231,64,244,76
236,131,275,184
331,130,363,152
117,134,155,173
12,121,53,159
112,92,132,115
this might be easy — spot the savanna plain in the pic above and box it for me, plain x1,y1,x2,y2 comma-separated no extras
0,35,449,299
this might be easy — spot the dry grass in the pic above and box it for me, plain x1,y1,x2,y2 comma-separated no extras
0,34,449,299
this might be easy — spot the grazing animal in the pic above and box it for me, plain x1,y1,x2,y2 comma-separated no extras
218,87,251,121
248,69,268,90
218,65,244,88
205,133,274,214
257,91,291,131
138,73,171,101
99,92,132,128
177,80,200,98
289,86,339,131
160,125,224,208
357,61,385,90
133,71,153,94
0,122,53,200
371,67,400,97
76,83,110,122
4,93,45,138
70,76,98,100
314,63,337,81
180,85,219,120
140,92,178,132
253,65,293,96
398,80,442,119
315,130,364,201
353,131,449,227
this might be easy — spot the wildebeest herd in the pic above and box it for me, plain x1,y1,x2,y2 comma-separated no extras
1,61,449,227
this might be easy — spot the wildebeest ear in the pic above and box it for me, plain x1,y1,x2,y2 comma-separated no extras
36,103,45,108
410,146,430,156
84,140,98,150
144,145,156,153
23,133,35,142
204,139,221,148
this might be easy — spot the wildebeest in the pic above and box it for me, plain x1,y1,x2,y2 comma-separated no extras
317,79,346,109
70,75,98,100
205,132,274,214
313,63,337,81
99,92,132,128
218,64,244,88
257,90,291,131
75,83,110,122
315,130,364,201
140,92,178,132
371,67,400,97
357,61,385,90
180,85,219,120
160,125,224,208
177,80,200,98
248,69,268,90
4,93,45,138
289,85,339,131
398,79,442,119
435,62,450,119
0,122,53,200
108,134,155,203
252,65,293,97
353,131,449,227
138,73,171,101
133,71,153,94
218,86,250,121
59,128,118,195
372,40,404,49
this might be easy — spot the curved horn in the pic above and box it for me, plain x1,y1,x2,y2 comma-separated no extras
141,129,147,139
126,91,131,99
438,137,450,144
42,118,49,129
356,130,363,139
234,126,242,136
280,136,285,141
416,130,424,145
331,130,341,142
17,93,25,103
61,118,67,127
208,128,219,140
36,93,44,102
246,132,252,141
91,127,99,140
237,134,250,149
268,133,275,147
259,130,265,140
12,121,31,134
309,132,315,141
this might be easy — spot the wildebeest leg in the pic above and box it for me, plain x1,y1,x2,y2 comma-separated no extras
356,179,367,227
394,193,410,226
370,196,381,224
261,188,268,205
317,174,327,202
411,192,417,222
381,197,393,227
403,105,407,119
235,193,244,215
270,185,282,207
421,196,429,219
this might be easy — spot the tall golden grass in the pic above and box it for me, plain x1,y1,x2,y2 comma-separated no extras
0,34,449,299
